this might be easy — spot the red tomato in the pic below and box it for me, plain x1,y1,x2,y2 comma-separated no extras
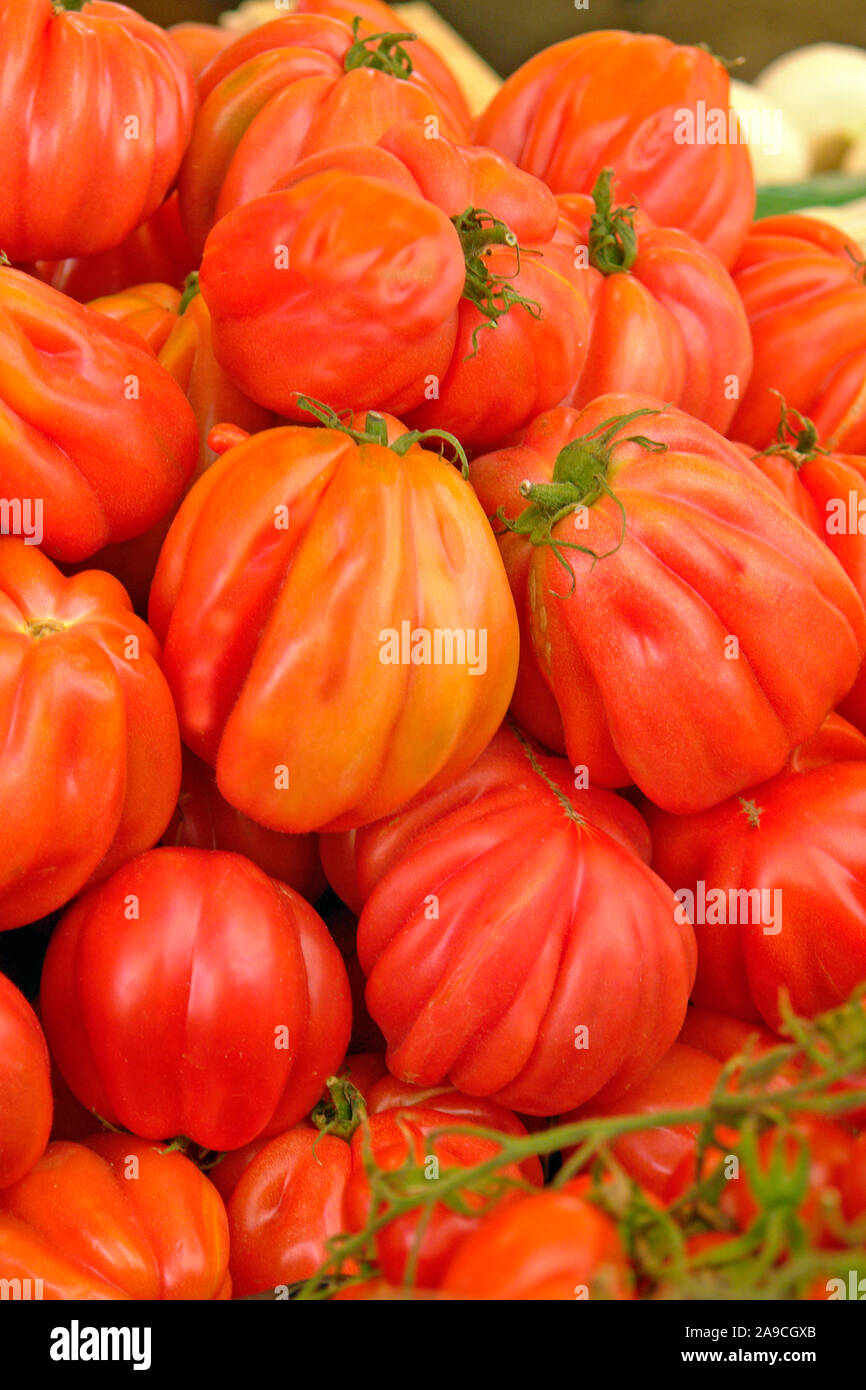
560,1043,723,1200
731,215,866,452
0,974,52,1188
164,749,325,904
199,121,591,449
0,1,195,261
167,21,234,79
352,723,696,1116
439,1182,633,1299
0,1136,230,1299
469,395,866,813
474,31,754,268
0,267,198,564
180,13,468,256
40,848,352,1151
0,541,181,932
646,760,866,1029
227,1094,538,1294
320,722,653,915
557,172,753,433
148,416,519,833
88,282,182,354
29,193,196,304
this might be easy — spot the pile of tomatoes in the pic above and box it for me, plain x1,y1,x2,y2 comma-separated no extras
2,0,866,1303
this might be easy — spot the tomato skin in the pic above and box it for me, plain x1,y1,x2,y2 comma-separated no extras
199,124,591,449
29,194,196,304
0,268,199,564
470,396,866,814
474,31,754,268
731,216,866,452
0,1137,230,1299
149,423,519,834
167,22,234,80
353,729,695,1116
646,760,866,1029
561,1044,722,1201
320,723,653,915
180,13,468,256
439,1182,633,1300
40,848,352,1151
0,974,52,1189
557,191,753,434
0,542,181,932
0,1,195,262
165,748,325,903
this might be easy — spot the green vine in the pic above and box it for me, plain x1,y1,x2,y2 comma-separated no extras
293,395,469,477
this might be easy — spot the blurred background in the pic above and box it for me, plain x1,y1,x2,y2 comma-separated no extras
138,0,866,78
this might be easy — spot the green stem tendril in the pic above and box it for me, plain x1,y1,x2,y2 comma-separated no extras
754,391,828,469
494,407,669,595
293,395,469,477
0,251,10,267
179,271,200,314
695,41,746,71
343,17,417,78
453,207,543,359
588,168,638,275
311,1075,366,1145
844,244,866,282
509,719,586,827
738,796,764,828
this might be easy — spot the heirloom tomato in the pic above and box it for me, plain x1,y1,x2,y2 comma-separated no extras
40,848,352,1151
0,973,52,1188
439,1182,633,1300
149,412,519,833
731,215,866,451
557,169,752,433
167,21,234,79
474,31,754,268
0,267,198,564
350,723,696,1115
180,12,468,255
0,0,195,261
0,1136,230,1299
469,396,866,813
199,121,590,449
0,541,181,932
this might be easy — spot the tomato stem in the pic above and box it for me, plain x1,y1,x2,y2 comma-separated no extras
343,17,417,79
311,1075,366,1143
509,721,586,827
179,271,200,314
588,168,639,275
453,207,543,358
293,396,469,475
754,391,827,468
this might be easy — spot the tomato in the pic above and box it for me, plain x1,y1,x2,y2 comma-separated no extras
0,541,181,932
0,1,195,261
352,722,695,1116
40,847,352,1151
556,171,753,434
29,194,196,304
148,414,519,833
0,973,52,1188
560,1044,723,1201
167,22,234,80
180,13,468,256
198,121,590,449
0,1136,230,1299
469,395,866,813
88,282,182,354
0,266,198,564
731,216,866,452
645,760,866,1029
321,722,653,914
474,31,754,269
228,1091,538,1295
439,1182,633,1300
164,748,325,903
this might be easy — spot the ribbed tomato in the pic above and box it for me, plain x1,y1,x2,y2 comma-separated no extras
474,31,755,268
0,266,198,564
731,215,866,451
40,848,352,1151
0,0,195,261
0,541,181,932
149,412,519,833
0,1136,231,1299
0,973,52,1189
469,395,866,813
